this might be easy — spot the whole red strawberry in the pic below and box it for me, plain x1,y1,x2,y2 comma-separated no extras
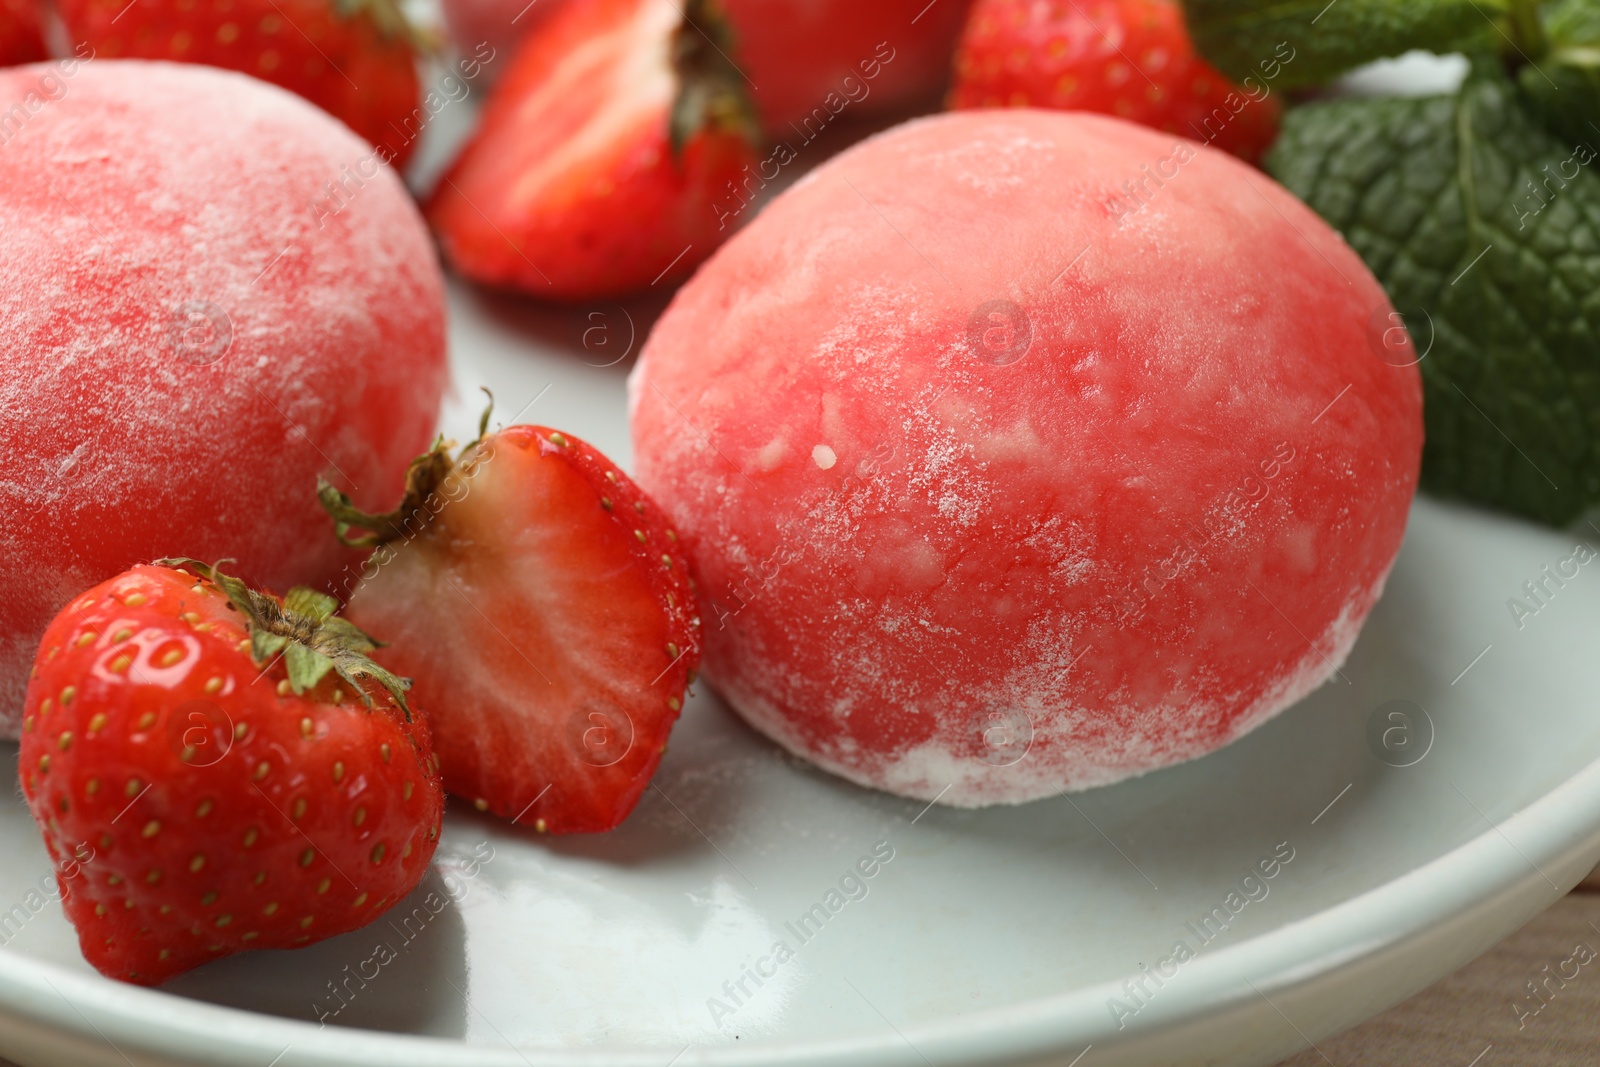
426,0,759,300
20,561,444,985
55,0,424,168
0,0,46,65
319,410,701,832
948,0,1282,162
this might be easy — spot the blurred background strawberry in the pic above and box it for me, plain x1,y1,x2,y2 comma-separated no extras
948,0,1282,162
441,0,974,133
0,0,46,65
441,0,550,71
56,0,426,167
720,0,973,131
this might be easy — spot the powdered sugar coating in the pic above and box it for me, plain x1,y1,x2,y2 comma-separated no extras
0,61,447,734
629,110,1422,806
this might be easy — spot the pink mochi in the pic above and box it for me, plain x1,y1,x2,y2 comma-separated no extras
0,62,447,737
629,109,1423,806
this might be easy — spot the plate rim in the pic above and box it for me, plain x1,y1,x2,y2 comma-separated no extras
2,738,1598,1067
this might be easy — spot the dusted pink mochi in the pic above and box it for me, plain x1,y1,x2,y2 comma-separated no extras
0,61,447,735
629,109,1422,806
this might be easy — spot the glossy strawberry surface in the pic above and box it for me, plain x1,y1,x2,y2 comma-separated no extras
20,564,444,985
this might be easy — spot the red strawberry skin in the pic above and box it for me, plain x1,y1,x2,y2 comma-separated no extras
19,564,445,985
426,0,758,300
949,0,1282,163
56,0,423,168
340,426,701,833
0,0,46,65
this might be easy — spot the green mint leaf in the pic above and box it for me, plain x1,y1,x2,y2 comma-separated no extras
1266,66,1600,524
1545,0,1600,43
1518,0,1600,147
1183,0,1508,90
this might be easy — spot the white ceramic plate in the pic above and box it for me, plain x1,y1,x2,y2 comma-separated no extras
5,275,1600,1067
6,50,1600,1067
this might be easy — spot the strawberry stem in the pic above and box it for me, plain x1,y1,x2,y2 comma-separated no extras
318,442,456,549
670,0,760,158
318,389,495,549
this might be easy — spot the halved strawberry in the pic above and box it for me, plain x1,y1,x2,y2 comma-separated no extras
425,0,759,300
319,412,701,833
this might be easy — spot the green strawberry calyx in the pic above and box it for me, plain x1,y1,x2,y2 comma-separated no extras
316,390,495,551
155,558,414,718
670,0,760,157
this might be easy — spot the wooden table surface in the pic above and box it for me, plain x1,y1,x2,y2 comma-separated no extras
1273,867,1600,1067
5,874,1600,1067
